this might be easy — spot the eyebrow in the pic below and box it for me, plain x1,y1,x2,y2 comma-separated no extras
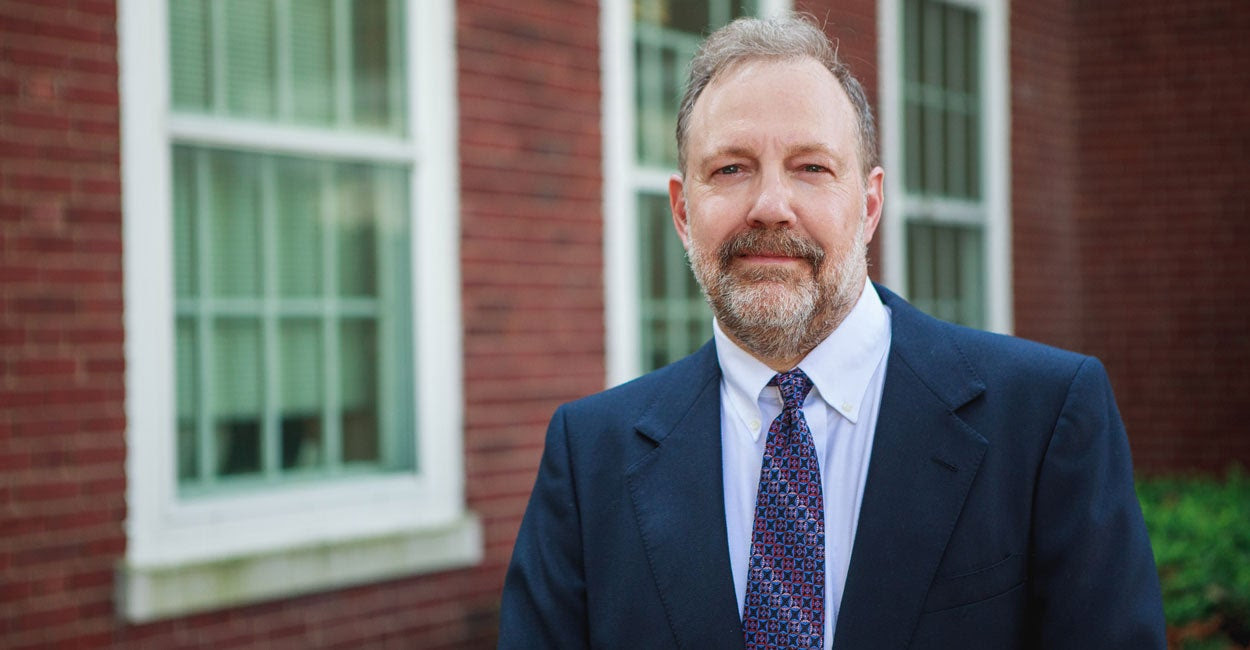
700,145,756,163
701,142,846,161
787,143,845,160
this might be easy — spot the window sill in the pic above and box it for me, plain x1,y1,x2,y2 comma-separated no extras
116,511,482,623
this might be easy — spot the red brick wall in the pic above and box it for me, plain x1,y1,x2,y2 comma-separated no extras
1010,0,1084,350
4,0,1245,646
1013,0,1250,472
1,0,602,647
1,0,129,646
1074,0,1250,472
459,0,604,646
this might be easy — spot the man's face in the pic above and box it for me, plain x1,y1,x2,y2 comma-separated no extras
669,57,885,365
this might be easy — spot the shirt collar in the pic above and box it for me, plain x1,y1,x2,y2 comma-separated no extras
714,281,891,440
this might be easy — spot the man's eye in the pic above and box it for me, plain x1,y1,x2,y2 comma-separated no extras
802,164,827,173
717,164,741,175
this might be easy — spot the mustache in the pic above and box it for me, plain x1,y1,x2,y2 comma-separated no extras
717,228,826,270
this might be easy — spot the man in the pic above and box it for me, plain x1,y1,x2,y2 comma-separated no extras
500,14,1164,649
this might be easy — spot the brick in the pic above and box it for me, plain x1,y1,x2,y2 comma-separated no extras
0,0,1241,648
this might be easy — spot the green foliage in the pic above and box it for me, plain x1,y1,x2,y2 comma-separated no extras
1137,467,1250,647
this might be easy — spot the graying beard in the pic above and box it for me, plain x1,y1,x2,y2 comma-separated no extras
689,229,867,363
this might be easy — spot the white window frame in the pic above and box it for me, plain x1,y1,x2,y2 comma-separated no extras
879,0,1013,333
602,0,792,386
118,0,478,622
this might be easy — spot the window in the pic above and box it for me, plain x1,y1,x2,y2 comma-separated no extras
879,0,1012,331
120,0,476,621
604,0,790,384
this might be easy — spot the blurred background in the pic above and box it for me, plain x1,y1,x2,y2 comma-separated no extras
1,0,1246,648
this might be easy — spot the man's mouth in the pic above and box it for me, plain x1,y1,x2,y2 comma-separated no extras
736,251,803,264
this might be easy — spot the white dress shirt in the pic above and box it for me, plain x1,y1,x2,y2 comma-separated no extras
715,280,892,649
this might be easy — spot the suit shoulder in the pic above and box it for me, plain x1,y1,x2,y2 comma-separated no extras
947,322,1091,376
878,283,1094,382
881,285,1101,399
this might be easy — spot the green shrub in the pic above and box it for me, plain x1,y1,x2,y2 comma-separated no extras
1137,467,1250,648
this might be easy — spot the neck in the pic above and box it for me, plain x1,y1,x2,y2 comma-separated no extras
726,329,808,373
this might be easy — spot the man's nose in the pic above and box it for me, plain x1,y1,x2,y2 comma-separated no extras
746,170,797,228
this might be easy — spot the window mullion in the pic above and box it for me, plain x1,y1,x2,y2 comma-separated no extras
910,223,934,315
261,156,281,480
375,172,397,469
945,8,967,198
321,163,344,472
960,228,982,326
333,0,354,128
641,24,664,165
193,149,216,486
935,225,957,321
209,0,227,115
274,0,293,121
921,1,944,195
387,0,404,135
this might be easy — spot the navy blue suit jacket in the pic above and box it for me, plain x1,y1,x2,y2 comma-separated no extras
499,286,1165,648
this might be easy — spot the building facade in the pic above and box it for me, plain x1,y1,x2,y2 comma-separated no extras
1,0,1246,647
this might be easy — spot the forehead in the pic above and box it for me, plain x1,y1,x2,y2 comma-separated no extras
688,57,858,158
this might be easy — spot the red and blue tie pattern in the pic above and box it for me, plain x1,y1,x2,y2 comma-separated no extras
743,369,825,649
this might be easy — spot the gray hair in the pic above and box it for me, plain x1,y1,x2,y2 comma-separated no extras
675,14,879,178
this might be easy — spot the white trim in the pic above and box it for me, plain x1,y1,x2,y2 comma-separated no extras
120,514,481,623
632,165,676,192
879,0,905,298
878,0,1012,333
169,115,418,163
119,0,472,620
409,0,466,519
121,0,176,573
897,196,987,226
985,0,1013,333
602,0,639,386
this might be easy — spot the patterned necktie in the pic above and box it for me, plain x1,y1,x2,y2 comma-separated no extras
742,369,825,649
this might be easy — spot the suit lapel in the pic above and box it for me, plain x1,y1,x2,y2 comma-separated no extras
626,343,746,649
833,288,990,648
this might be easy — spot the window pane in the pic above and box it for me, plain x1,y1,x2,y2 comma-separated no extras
902,0,981,200
351,0,397,130
224,0,275,119
173,147,198,298
901,0,988,327
341,319,378,464
637,192,711,372
168,0,406,133
336,166,379,297
906,221,985,328
173,146,414,491
176,318,199,482
276,159,323,296
170,0,210,111
280,319,322,470
214,317,263,477
210,151,262,297
290,0,335,125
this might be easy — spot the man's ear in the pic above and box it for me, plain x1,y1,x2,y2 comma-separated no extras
669,173,691,248
862,166,885,244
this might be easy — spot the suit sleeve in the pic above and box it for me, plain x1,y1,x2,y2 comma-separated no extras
1029,357,1166,648
498,405,589,649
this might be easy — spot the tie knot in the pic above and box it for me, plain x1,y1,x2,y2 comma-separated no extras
768,369,813,409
